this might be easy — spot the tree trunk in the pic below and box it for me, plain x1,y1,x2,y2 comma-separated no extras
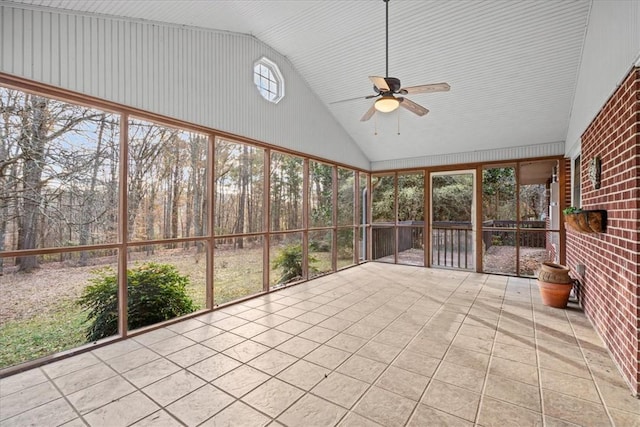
16,95,48,272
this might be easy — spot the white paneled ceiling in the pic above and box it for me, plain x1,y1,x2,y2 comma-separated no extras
8,0,592,164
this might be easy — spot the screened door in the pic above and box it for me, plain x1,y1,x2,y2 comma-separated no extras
430,171,475,270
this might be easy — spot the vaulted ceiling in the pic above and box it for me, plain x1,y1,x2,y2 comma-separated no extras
8,0,592,163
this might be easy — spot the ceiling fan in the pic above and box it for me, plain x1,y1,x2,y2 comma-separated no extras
357,0,450,122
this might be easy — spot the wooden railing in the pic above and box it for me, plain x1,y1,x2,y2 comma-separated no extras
372,220,547,269
432,221,473,269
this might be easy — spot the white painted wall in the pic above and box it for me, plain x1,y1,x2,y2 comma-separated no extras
565,0,640,155
0,4,370,169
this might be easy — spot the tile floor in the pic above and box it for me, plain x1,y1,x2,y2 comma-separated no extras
1,263,639,426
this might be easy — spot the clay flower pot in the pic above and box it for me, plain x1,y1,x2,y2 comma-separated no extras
537,262,573,308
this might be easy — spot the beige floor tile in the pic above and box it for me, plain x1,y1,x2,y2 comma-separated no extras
485,374,541,412
353,385,416,426
595,380,640,414
296,311,330,325
337,354,387,383
231,322,271,339
338,411,383,426
243,378,305,417
318,316,354,332
356,341,402,364
543,415,583,427
166,343,216,367
124,360,194,392
60,417,89,426
133,328,178,346
392,350,440,377
543,390,610,426
278,306,308,319
537,351,591,379
84,391,159,427
407,404,473,426
608,408,640,426
248,349,298,375
201,401,271,427
299,326,339,343
106,347,161,373
201,331,245,351
252,329,294,347
276,336,320,358
278,393,347,427
68,376,136,414
131,410,183,427
41,352,102,379
212,365,270,398
182,325,224,342
304,345,351,370
458,324,496,340
194,310,230,324
478,396,543,426
434,361,486,393
0,368,48,398
541,368,600,403
325,333,368,353
276,319,314,335
255,313,289,328
187,353,241,382
312,371,369,408
53,362,117,395
494,330,536,349
421,380,480,422
142,370,205,406
451,333,493,354
0,381,61,421
343,322,382,340
405,336,449,359
236,308,269,321
212,315,249,331
492,341,537,365
277,360,329,391
333,309,367,323
148,335,196,356
489,355,539,386
223,340,270,363
166,384,234,426
443,345,491,371
165,318,206,334
0,398,76,427
376,366,430,401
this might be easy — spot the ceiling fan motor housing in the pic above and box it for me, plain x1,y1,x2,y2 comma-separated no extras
375,77,402,93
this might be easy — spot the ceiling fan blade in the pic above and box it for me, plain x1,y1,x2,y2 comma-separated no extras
360,104,377,122
401,82,450,95
369,76,390,92
399,97,429,116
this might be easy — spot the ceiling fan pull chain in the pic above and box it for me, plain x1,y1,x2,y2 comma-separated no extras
397,112,400,135
374,114,378,135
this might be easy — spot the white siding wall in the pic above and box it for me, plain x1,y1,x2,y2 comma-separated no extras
0,4,370,169
371,142,565,171
565,0,640,154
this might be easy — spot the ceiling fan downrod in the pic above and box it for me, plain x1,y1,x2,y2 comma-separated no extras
384,0,389,78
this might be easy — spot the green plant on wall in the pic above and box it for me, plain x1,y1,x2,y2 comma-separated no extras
79,263,195,341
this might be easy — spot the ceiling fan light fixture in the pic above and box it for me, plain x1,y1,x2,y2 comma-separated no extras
375,96,400,113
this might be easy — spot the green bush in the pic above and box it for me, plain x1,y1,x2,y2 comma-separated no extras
272,244,317,284
79,263,195,341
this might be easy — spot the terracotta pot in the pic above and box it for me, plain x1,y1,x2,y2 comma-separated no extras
537,280,573,308
538,262,572,283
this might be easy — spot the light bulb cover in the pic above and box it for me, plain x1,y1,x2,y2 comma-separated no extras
375,96,400,113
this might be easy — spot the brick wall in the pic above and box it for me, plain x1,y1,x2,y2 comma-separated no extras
565,67,639,395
